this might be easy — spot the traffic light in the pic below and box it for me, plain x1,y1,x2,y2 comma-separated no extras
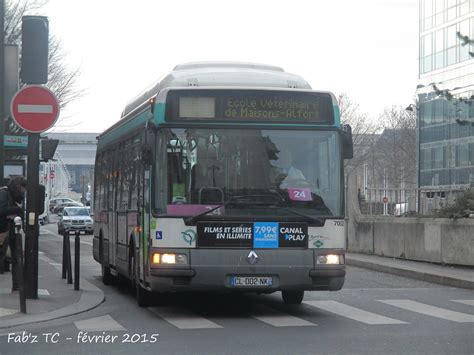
40,138,59,161
21,16,49,84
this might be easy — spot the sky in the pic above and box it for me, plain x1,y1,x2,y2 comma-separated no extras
37,0,419,133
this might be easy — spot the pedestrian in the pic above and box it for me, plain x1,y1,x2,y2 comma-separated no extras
0,176,27,292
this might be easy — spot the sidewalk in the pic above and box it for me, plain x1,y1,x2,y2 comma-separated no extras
346,252,474,290
0,253,104,329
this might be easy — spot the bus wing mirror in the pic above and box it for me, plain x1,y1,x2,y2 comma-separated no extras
342,124,354,159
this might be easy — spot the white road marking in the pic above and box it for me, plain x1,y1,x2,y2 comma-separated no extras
149,307,222,329
451,299,474,306
253,305,316,327
379,300,474,323
0,288,49,295
304,300,407,325
18,104,53,113
0,307,19,318
75,315,126,331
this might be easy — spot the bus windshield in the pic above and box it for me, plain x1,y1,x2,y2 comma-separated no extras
155,128,342,219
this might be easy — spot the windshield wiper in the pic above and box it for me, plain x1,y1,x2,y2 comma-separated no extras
184,203,226,225
184,194,282,224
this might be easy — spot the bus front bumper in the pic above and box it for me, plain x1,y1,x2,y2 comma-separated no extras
147,248,345,292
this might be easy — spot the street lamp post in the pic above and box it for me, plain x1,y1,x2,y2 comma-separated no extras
406,102,421,213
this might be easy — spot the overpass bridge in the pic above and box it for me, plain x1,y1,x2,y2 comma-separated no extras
41,132,98,199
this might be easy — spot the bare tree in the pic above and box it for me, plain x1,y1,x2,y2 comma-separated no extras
4,0,84,127
337,93,379,171
374,106,417,189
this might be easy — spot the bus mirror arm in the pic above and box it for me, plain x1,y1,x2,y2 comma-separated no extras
145,118,158,132
141,146,153,165
341,124,354,160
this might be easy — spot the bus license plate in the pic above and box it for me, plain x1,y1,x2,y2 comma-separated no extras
230,276,273,287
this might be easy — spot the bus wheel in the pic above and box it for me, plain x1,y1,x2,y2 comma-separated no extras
101,262,113,286
282,290,304,305
132,252,152,307
100,239,113,285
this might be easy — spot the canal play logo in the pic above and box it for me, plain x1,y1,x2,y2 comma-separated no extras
285,234,305,241
279,223,307,248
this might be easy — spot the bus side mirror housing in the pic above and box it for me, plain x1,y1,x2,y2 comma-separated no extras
341,124,354,159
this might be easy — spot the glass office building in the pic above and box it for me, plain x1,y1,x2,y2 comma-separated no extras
418,0,474,188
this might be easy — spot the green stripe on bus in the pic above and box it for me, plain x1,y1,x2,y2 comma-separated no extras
334,105,341,126
98,110,152,149
100,102,341,149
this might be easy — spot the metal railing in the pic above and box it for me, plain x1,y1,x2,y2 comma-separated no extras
359,186,467,216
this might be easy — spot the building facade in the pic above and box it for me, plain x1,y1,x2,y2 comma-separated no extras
417,0,474,188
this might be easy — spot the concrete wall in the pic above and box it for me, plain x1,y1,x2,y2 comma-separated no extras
346,173,474,266
348,217,474,266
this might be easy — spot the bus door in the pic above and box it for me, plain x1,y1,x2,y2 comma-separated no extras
139,166,152,283
110,197,118,268
116,211,128,274
108,149,118,268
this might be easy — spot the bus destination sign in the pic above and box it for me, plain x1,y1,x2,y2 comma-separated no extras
223,95,323,121
166,89,334,124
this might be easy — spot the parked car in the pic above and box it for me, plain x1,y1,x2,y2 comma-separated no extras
49,197,77,213
53,201,83,215
57,207,93,235
395,203,408,216
39,213,48,225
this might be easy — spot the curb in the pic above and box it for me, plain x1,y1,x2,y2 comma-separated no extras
0,278,105,330
0,253,105,330
346,257,474,290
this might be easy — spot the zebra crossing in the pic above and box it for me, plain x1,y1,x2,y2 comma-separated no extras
148,307,223,329
303,300,407,325
379,299,474,323
73,298,474,331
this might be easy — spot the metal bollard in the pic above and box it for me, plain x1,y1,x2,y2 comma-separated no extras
0,240,6,274
74,230,80,290
62,232,67,279
65,231,72,284
14,217,26,314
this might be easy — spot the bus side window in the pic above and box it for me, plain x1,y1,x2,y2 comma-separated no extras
130,143,140,210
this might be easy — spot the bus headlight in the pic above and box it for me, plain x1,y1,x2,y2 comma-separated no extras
317,254,343,265
152,253,188,265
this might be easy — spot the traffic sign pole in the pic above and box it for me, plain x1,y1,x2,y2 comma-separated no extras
24,133,40,299
10,86,59,299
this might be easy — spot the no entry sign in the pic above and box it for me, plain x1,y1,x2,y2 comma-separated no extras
11,85,59,133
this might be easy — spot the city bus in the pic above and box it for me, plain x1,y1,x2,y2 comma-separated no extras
92,62,353,306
